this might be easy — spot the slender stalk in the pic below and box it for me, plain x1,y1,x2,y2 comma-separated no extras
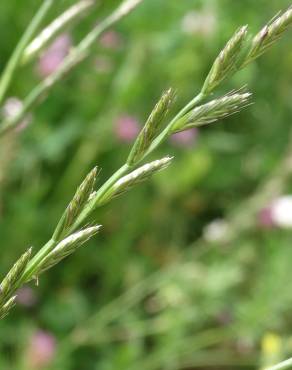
19,239,56,284
0,0,55,105
22,0,96,64
0,0,145,136
265,358,292,370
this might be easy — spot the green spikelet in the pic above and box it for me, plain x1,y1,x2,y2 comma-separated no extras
127,89,175,165
202,26,248,94
53,167,98,241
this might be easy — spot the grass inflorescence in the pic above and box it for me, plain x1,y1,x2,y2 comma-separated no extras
0,2,292,321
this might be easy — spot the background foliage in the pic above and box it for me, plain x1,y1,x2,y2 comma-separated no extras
1,0,292,369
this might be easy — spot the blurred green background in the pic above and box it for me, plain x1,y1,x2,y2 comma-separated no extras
1,0,292,369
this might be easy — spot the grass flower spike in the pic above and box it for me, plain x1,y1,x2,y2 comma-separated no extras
101,157,173,203
242,6,292,67
0,248,32,315
202,26,248,94
127,89,175,165
0,296,17,320
38,226,101,275
171,91,252,133
22,0,95,63
53,166,99,241
0,4,292,320
0,0,56,105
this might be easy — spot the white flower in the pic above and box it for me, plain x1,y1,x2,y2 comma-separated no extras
203,218,229,243
270,195,292,228
2,97,23,119
181,10,216,36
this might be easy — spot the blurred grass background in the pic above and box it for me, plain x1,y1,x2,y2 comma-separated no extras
1,0,292,369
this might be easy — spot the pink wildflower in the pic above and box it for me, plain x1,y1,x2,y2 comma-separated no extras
114,115,140,142
37,34,72,78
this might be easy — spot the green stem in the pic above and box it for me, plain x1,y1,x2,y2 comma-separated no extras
265,358,292,370
0,49,86,136
22,0,95,64
0,0,54,105
19,239,56,284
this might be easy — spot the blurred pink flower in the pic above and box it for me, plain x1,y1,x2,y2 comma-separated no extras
114,115,140,142
258,207,275,229
100,31,123,49
170,128,198,147
27,330,56,369
16,287,37,307
37,34,72,78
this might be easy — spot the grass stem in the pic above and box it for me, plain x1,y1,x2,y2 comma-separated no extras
0,0,55,105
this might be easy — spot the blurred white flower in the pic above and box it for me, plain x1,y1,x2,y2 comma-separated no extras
270,195,292,228
2,97,32,131
2,97,23,119
181,9,217,36
203,218,230,243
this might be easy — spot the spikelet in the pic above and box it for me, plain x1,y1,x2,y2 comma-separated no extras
202,26,248,94
243,6,292,66
171,91,252,133
0,248,32,307
53,167,98,241
23,0,95,63
0,296,17,320
127,89,175,165
38,226,101,274
101,157,173,203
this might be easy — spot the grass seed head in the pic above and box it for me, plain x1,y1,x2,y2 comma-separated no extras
53,166,98,241
102,157,173,203
127,88,175,165
172,91,252,133
0,296,17,320
243,6,292,66
39,226,101,274
202,25,248,94
0,248,32,306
